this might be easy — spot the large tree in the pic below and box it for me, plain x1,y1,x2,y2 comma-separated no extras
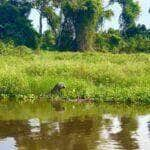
32,0,60,36
32,0,50,35
109,0,140,37
58,0,103,51
0,1,39,48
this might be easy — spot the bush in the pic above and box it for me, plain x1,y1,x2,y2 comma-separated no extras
0,41,32,56
94,31,150,53
0,71,30,99
41,30,56,50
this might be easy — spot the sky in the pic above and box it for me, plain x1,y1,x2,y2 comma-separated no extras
29,0,150,33
103,0,150,30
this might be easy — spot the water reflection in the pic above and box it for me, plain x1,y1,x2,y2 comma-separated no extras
0,107,149,150
102,116,138,150
133,115,150,150
98,115,123,150
0,117,101,150
28,118,41,133
0,137,17,150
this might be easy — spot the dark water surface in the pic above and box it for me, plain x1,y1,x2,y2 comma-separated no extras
0,101,149,150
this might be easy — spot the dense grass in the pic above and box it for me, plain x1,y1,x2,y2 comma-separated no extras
0,47,150,103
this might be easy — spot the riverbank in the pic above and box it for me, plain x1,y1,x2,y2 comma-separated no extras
0,50,150,103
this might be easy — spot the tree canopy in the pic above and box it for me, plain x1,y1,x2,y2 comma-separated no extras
0,0,149,52
0,0,39,48
109,0,140,36
58,0,103,50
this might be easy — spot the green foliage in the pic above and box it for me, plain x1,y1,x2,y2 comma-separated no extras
0,50,150,103
95,27,150,53
125,24,150,38
0,41,32,56
0,2,39,48
58,0,103,51
43,6,61,36
0,72,30,99
95,29,122,52
41,30,56,50
0,0,149,52
97,9,114,30
109,0,140,36
124,36,150,53
32,0,61,36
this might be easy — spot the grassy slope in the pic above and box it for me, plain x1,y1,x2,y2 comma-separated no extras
0,51,150,103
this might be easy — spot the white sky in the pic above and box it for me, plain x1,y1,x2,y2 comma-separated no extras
29,0,150,33
103,0,150,30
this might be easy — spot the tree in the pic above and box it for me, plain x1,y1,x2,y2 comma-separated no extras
109,0,140,37
32,0,50,35
43,5,61,36
0,1,39,48
58,0,103,51
97,9,114,31
32,0,60,36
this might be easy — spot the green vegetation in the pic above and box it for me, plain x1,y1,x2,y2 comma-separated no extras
95,27,150,53
0,1,39,49
109,0,140,36
0,1,149,103
0,0,149,52
0,44,150,103
58,0,103,50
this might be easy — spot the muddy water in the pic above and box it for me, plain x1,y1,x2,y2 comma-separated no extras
0,101,149,150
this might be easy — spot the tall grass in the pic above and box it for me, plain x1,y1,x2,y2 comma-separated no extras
0,45,150,103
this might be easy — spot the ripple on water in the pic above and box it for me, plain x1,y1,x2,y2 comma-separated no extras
0,103,149,150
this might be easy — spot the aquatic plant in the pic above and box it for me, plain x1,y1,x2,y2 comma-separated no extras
0,48,150,103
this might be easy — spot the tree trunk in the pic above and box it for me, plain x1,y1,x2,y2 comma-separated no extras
75,26,94,51
39,12,43,35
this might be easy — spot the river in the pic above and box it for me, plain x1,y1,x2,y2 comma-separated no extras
0,101,149,150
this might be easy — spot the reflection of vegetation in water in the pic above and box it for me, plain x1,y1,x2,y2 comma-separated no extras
0,102,149,150
0,118,101,150
110,117,139,150
0,101,149,121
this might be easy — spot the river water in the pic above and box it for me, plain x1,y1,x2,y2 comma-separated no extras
0,101,149,150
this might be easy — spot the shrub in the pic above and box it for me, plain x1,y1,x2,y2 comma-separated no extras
0,41,32,56
0,71,30,99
